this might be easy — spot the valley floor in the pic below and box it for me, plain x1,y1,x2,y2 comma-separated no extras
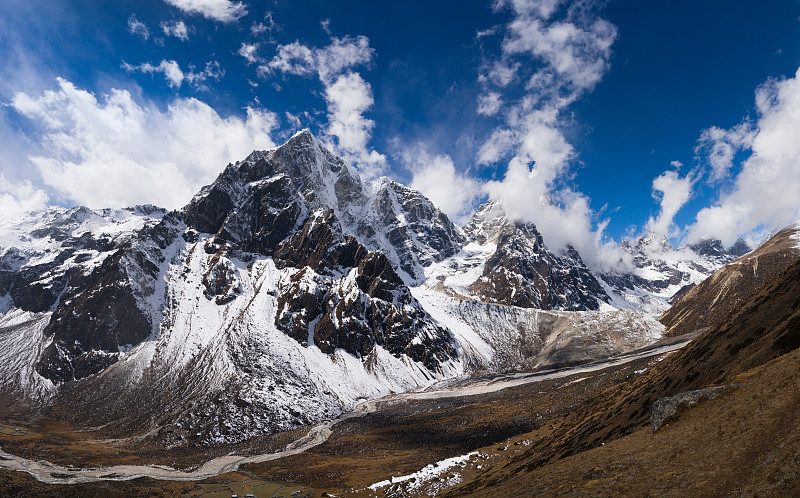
0,344,670,496
1,336,798,497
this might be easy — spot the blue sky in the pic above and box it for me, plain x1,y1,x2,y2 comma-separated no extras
2,0,800,268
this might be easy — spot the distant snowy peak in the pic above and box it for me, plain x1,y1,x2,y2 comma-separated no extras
0,204,179,383
0,204,166,312
688,237,751,260
186,129,463,284
600,232,752,314
625,231,674,257
426,199,610,311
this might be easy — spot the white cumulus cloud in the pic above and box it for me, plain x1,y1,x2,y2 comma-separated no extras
260,36,374,84
0,175,48,214
163,0,247,23
406,151,481,225
10,77,278,209
695,122,754,183
324,72,386,178
645,169,694,238
688,67,800,245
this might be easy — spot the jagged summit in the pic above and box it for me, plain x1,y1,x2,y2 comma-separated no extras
689,237,752,259
424,199,611,311
187,129,463,284
601,231,753,314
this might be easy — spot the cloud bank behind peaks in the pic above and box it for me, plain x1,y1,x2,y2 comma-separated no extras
11,78,277,209
478,0,621,270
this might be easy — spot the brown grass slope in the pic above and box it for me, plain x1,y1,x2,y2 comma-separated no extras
450,257,800,495
660,223,800,338
454,340,800,497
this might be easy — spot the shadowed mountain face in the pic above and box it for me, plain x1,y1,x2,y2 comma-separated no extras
0,131,469,443
464,203,610,311
660,223,800,337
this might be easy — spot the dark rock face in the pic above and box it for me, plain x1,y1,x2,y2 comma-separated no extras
202,248,243,305
184,160,306,257
184,177,236,235
274,210,457,371
689,238,726,258
689,237,752,260
183,130,363,258
27,213,184,383
223,174,305,256
274,210,366,274
185,131,465,285
370,180,466,279
728,238,752,257
468,221,608,311
35,250,151,382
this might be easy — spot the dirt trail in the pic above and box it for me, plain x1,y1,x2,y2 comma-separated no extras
0,340,688,484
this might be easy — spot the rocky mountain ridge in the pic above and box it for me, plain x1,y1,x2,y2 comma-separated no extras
0,130,739,444
599,231,751,314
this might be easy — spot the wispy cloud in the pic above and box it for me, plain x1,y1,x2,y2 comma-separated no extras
477,0,620,269
238,42,262,65
163,0,247,23
10,78,278,209
127,14,150,41
477,91,502,116
122,59,224,89
250,12,278,40
161,20,191,41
